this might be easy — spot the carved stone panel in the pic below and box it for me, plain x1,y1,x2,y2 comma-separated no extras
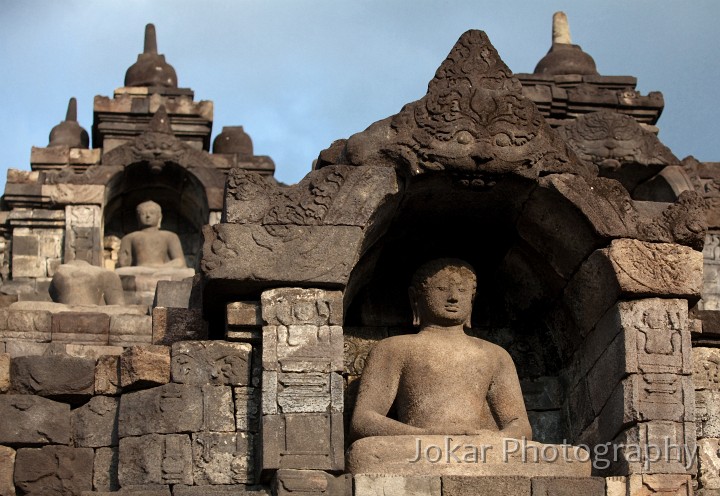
118,383,234,437
577,298,691,406
263,325,343,375
274,469,351,496
202,224,369,287
698,438,720,491
692,348,720,438
636,474,693,495
191,432,254,484
612,421,696,475
261,289,343,327
171,341,251,386
623,299,691,375
119,383,203,437
606,239,702,299
343,328,388,376
318,30,589,179
64,205,102,265
590,298,691,377
695,389,720,439
693,347,720,390
700,232,720,310
262,413,344,471
267,371,343,414
596,374,695,443
633,374,695,423
224,165,398,227
118,433,193,486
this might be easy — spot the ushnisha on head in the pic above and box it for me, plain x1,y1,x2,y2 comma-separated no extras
136,200,162,228
408,258,477,329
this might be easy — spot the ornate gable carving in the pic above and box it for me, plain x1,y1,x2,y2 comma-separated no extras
320,30,593,180
557,111,677,170
102,106,215,171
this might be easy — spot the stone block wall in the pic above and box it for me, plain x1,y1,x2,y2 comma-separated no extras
0,285,706,496
566,298,695,494
0,338,264,496
692,347,720,493
0,306,154,351
260,288,345,481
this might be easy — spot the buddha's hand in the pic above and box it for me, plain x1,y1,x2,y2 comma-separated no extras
421,424,499,436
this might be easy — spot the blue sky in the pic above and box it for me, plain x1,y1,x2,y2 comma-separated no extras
1,0,719,191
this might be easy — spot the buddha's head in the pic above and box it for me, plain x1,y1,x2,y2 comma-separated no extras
409,258,477,328
136,200,162,229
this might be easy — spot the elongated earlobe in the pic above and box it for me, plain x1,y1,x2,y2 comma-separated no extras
464,290,476,329
409,287,420,327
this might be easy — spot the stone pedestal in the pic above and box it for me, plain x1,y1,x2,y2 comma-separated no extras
346,434,591,478
116,266,195,306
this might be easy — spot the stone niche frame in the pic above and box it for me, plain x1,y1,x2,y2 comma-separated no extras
101,106,218,270
201,30,704,495
102,161,209,270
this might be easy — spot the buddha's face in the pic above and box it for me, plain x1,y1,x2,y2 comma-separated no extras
415,265,475,327
137,204,162,228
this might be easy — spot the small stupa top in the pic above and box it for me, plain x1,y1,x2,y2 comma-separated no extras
124,23,178,88
533,12,598,76
213,126,254,159
48,97,90,149
146,104,174,134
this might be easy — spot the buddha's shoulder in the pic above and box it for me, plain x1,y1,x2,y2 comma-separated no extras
371,334,419,351
466,335,514,360
160,229,181,239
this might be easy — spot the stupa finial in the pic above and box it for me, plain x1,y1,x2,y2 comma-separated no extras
144,23,158,54
65,97,78,122
552,12,572,45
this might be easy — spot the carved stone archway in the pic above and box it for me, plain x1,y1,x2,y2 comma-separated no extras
201,29,705,493
100,106,216,268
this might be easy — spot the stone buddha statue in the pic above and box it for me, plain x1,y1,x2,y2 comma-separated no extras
114,200,194,306
117,200,187,269
350,258,532,441
49,260,125,306
346,258,590,477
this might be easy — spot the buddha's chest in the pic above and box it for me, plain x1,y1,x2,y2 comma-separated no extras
399,342,494,395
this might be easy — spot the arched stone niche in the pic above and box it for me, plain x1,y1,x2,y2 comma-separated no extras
104,162,208,268
201,29,705,484
340,162,704,446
